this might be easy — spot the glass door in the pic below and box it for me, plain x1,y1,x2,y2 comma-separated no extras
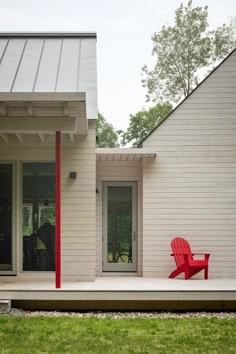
22,162,55,272
0,164,13,272
103,182,137,272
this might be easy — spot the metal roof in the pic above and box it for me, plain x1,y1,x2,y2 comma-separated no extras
0,32,97,119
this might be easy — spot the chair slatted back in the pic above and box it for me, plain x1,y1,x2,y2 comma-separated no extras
171,237,193,267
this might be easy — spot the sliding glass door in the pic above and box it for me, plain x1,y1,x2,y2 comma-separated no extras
22,163,55,271
0,164,13,272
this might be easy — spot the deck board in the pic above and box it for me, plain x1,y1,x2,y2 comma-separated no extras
1,278,236,311
1,277,236,290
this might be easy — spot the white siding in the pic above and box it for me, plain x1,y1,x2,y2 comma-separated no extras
61,121,96,280
0,120,96,281
142,50,236,279
96,160,142,276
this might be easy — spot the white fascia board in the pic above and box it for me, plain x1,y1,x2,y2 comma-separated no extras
0,116,77,133
0,92,86,102
96,148,157,155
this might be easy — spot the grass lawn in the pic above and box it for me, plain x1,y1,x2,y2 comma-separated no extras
0,316,236,353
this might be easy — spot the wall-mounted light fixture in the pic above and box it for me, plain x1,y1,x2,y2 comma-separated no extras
69,171,77,179
43,199,49,206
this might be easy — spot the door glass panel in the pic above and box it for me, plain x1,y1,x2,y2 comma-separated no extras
0,164,12,271
107,186,132,264
22,163,55,271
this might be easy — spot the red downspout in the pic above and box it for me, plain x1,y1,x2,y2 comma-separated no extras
56,131,61,288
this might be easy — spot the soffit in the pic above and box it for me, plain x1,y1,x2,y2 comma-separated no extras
96,148,156,161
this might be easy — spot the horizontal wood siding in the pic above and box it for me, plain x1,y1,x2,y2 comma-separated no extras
142,50,236,279
61,120,96,280
96,160,142,276
0,120,96,281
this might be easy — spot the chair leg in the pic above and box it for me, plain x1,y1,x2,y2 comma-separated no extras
169,266,183,279
185,265,189,280
204,267,208,280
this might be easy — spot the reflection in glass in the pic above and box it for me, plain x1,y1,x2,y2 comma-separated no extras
107,186,132,264
22,163,55,271
0,164,12,271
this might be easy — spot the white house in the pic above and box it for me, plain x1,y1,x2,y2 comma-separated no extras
0,33,236,303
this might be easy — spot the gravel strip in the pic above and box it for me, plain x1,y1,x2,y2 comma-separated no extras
8,308,236,319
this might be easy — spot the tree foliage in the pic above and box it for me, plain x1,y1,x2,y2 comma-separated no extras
121,102,172,147
96,113,120,147
212,16,236,60
142,1,236,103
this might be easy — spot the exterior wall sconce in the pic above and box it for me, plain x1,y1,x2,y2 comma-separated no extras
69,171,77,179
43,199,49,206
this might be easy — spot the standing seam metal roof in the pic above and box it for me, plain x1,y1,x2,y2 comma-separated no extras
0,32,97,119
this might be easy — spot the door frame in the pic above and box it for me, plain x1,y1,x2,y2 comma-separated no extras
0,161,16,275
102,181,137,272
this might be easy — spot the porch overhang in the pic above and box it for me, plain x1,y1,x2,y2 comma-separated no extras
96,148,156,161
0,92,87,143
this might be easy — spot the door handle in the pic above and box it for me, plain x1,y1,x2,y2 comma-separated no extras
133,231,136,241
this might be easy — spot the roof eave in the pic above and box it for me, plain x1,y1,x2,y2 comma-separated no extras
0,92,86,102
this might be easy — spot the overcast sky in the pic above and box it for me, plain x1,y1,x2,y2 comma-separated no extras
0,0,235,130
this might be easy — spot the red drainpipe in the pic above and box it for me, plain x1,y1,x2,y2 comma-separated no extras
56,131,61,288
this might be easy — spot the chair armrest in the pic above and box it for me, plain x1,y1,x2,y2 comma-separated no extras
171,253,190,263
171,253,189,256
192,253,210,260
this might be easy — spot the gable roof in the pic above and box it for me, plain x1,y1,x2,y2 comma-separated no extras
138,47,236,147
0,32,97,119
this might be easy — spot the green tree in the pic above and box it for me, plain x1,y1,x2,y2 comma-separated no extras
121,102,172,147
212,16,236,60
96,113,120,147
142,1,236,103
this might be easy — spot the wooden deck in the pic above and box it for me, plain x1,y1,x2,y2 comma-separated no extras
1,277,236,310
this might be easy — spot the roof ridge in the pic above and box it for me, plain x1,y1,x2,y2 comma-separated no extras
0,32,97,38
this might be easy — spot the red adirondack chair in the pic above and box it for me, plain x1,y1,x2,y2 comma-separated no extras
168,237,210,280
